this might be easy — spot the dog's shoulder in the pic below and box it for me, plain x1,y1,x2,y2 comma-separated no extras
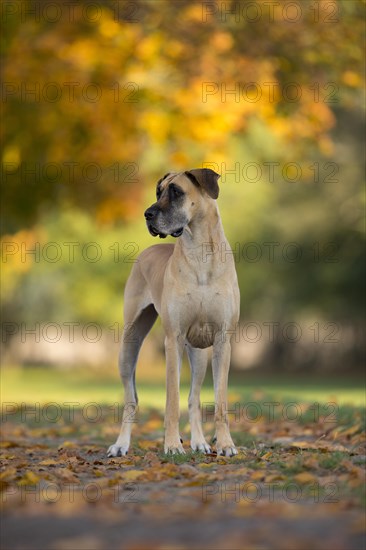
139,243,175,261
137,244,175,280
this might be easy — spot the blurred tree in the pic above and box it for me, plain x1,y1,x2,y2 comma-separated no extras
1,0,364,231
1,0,365,369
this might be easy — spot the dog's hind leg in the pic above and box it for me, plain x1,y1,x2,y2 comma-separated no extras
107,282,158,457
186,345,211,453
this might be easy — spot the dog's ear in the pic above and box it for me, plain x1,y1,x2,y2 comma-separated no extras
157,172,172,186
185,168,220,199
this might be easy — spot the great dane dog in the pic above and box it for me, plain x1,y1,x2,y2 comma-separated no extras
107,168,240,457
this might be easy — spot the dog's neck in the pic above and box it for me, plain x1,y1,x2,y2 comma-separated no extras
174,201,231,270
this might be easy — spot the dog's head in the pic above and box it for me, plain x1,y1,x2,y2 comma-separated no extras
144,168,220,238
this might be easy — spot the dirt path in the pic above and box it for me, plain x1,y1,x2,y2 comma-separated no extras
1,405,365,549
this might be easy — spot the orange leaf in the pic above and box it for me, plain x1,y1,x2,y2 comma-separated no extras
0,467,17,481
250,471,265,481
122,470,145,481
294,472,317,484
17,471,40,486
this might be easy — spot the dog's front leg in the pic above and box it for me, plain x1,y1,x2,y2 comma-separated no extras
164,334,185,454
186,345,211,453
212,336,238,457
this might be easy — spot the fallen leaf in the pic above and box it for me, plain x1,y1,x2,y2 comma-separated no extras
261,452,273,460
58,441,77,450
121,469,145,481
294,472,317,484
17,470,40,486
138,440,159,450
340,424,363,437
290,441,349,452
54,468,80,484
0,441,20,448
265,473,286,482
142,451,161,465
0,467,17,481
39,458,58,466
250,471,265,481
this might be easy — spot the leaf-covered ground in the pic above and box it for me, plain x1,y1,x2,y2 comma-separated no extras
1,398,365,550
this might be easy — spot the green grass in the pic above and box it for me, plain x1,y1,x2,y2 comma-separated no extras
318,451,349,470
1,366,365,408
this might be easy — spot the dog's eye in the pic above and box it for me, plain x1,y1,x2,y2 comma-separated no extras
156,188,162,199
169,184,184,198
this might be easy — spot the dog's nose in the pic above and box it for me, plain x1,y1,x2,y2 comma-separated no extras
144,208,155,220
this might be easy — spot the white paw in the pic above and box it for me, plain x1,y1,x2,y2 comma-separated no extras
191,440,211,453
107,443,129,457
164,441,186,455
216,445,238,457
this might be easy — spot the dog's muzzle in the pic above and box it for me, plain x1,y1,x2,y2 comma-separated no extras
144,207,184,239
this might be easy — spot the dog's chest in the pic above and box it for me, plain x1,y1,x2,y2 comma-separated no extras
183,288,235,348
